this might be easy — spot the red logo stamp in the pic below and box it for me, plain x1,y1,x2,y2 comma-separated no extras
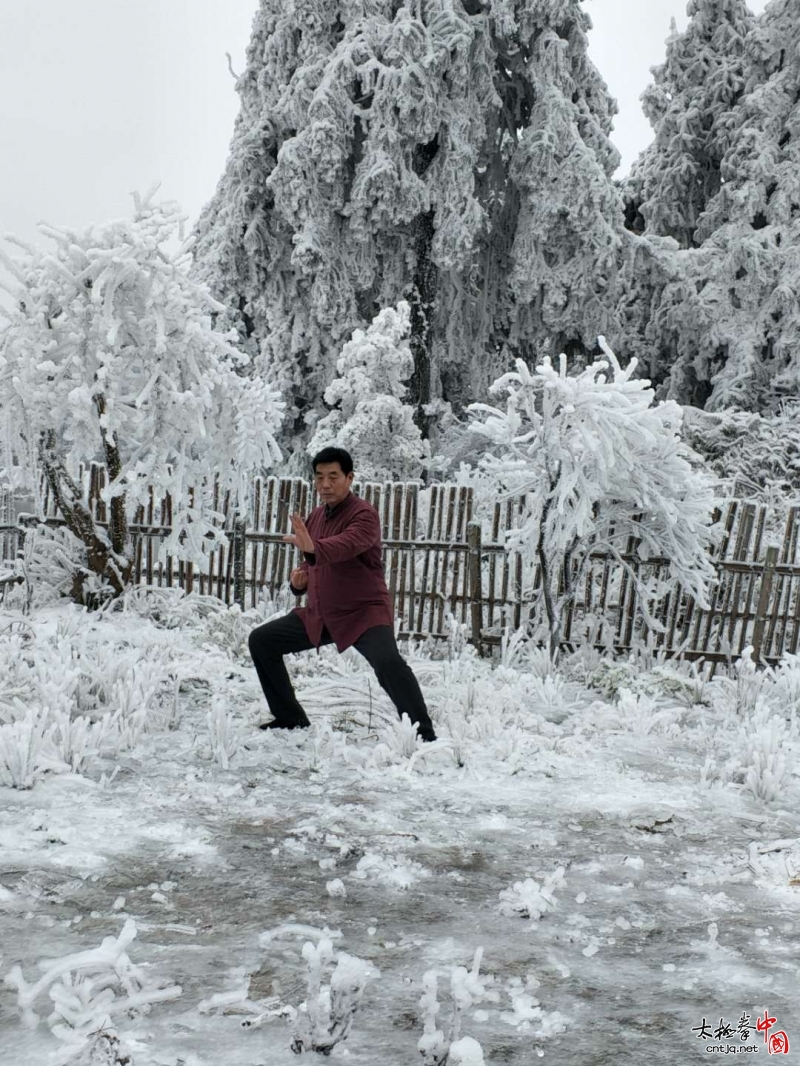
692,1009,790,1054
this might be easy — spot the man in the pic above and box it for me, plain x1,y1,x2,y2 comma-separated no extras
248,447,437,742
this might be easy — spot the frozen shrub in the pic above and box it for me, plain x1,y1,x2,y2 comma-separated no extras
0,193,283,603
51,711,113,776
418,949,488,1066
528,675,567,713
771,654,800,717
718,647,768,718
63,1028,133,1065
197,603,255,660
206,696,241,770
290,939,371,1054
0,709,58,789
3,919,181,1038
386,713,422,758
586,659,639,699
614,688,682,737
499,869,565,924
744,702,792,805
468,340,715,656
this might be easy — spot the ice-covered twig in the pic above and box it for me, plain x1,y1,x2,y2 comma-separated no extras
290,940,371,1054
418,949,488,1066
3,919,181,1033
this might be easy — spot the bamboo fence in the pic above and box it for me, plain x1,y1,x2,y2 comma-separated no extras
2,471,800,664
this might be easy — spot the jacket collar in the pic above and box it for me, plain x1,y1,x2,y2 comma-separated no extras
323,491,353,519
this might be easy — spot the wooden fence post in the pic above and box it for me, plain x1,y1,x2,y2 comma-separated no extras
233,516,247,611
752,545,779,662
467,521,483,656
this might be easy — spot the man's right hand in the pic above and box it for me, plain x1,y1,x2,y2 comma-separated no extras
290,567,308,591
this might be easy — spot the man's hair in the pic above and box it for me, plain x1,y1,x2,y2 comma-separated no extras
311,447,354,476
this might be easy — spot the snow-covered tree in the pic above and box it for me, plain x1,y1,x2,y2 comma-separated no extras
193,0,625,454
468,338,716,656
625,0,755,248
681,403,800,503
616,0,755,403
678,0,800,409
307,301,429,482
0,190,284,603
620,0,800,411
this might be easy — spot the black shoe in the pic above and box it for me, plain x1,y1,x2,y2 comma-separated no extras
259,717,310,731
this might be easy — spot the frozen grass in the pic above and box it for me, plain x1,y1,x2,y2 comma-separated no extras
0,596,798,1064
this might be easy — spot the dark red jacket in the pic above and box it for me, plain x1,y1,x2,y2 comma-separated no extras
291,492,393,651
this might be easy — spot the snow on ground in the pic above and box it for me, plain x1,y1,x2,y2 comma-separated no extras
0,589,798,1065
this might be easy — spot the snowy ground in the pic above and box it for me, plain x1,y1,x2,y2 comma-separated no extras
0,589,798,1065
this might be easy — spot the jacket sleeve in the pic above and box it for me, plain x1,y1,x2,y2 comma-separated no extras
308,508,380,565
288,558,310,595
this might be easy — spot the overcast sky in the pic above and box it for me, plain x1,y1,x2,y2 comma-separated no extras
0,0,769,289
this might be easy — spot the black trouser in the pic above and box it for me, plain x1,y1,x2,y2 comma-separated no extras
248,612,435,735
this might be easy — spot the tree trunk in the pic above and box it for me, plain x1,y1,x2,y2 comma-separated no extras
408,207,437,441
536,492,560,660
38,431,132,606
408,136,440,441
94,392,128,559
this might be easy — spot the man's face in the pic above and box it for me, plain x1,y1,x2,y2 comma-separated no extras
314,462,354,506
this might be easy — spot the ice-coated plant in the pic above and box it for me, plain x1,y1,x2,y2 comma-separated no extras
304,722,351,774
386,712,422,758
528,675,567,714
197,603,254,661
50,710,112,776
499,868,566,924
658,658,711,708
771,654,800,718
3,919,181,1038
614,688,681,737
63,1028,134,1065
445,612,473,663
206,696,241,771
290,939,371,1055
744,701,792,805
500,624,532,671
729,647,769,718
0,708,58,789
0,189,283,603
418,948,488,1066
468,339,716,658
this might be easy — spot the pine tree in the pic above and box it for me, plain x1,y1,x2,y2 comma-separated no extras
683,0,800,409
625,0,755,249
193,0,625,454
307,301,429,481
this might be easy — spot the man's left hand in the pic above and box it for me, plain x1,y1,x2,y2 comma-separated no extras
283,513,315,554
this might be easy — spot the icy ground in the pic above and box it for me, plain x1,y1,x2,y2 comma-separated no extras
0,590,798,1065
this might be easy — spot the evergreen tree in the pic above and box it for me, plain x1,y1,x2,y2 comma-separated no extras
617,0,800,411
682,0,800,409
307,301,429,481
193,0,625,454
616,0,756,406
625,0,755,249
